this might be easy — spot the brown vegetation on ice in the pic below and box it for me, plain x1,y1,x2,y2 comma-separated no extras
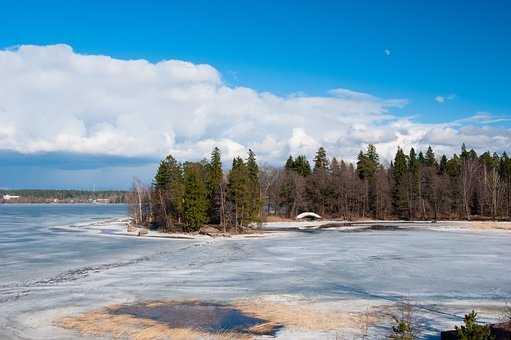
57,298,377,339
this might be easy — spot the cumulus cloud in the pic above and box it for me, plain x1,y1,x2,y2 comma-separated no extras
0,44,510,168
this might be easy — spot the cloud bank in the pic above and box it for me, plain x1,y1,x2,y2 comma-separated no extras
0,44,510,168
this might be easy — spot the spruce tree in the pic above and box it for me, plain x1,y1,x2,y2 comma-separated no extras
183,162,208,231
285,155,294,171
408,148,420,219
152,154,184,228
228,157,249,227
154,156,172,190
439,155,448,175
207,147,223,224
247,149,261,222
357,144,380,216
308,147,330,215
421,146,437,219
425,146,437,167
294,155,312,176
392,148,409,219
313,147,329,172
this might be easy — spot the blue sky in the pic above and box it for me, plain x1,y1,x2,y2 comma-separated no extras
1,1,510,189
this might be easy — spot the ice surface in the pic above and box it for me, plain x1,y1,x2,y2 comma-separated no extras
0,204,510,339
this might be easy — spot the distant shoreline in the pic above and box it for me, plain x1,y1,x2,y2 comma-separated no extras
1,189,128,204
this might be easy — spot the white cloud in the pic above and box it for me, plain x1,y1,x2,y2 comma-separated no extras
0,44,509,166
435,94,456,103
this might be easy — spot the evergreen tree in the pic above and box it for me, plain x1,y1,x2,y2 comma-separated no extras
308,147,331,215
366,144,379,165
455,311,494,340
408,148,420,219
392,148,409,219
246,149,261,222
152,154,184,228
227,157,250,227
294,155,312,176
207,147,223,224
446,155,463,217
418,151,425,165
357,144,379,179
425,146,437,167
285,155,294,171
183,162,208,231
313,147,329,172
421,146,436,219
439,155,448,175
154,156,173,190
357,144,380,216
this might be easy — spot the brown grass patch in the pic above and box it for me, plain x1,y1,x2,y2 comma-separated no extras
57,297,377,339
263,215,295,222
467,221,511,230
233,296,377,332
59,312,247,339
57,300,276,340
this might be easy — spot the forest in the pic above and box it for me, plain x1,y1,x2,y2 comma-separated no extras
129,143,511,232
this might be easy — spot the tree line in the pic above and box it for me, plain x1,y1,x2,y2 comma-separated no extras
271,143,511,221
0,189,128,204
129,143,511,232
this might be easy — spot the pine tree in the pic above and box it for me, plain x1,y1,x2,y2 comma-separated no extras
418,151,425,165
247,149,261,222
446,154,463,217
356,144,380,216
455,311,493,340
313,147,329,172
367,144,379,165
183,162,208,231
227,157,249,227
154,156,172,190
207,147,223,224
408,148,420,219
422,146,437,219
439,155,448,175
152,154,184,229
308,147,330,215
392,148,409,219
285,156,294,171
294,155,312,176
425,146,437,167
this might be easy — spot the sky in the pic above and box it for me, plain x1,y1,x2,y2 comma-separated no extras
1,0,511,189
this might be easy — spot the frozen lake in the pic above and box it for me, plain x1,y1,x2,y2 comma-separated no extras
0,204,510,339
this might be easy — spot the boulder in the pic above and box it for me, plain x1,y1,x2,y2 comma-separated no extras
199,226,222,237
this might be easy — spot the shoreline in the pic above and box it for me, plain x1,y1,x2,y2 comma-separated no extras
61,217,511,242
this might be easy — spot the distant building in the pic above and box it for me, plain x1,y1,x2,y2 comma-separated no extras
3,195,20,200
